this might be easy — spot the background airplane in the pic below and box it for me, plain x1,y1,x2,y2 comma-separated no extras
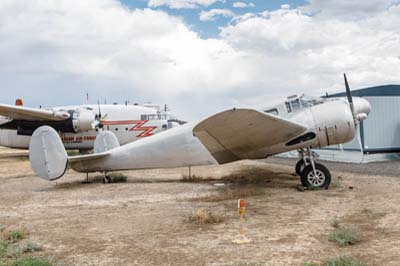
0,100,183,151
29,75,371,188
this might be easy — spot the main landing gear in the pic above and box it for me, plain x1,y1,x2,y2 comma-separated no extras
296,148,331,189
103,172,112,184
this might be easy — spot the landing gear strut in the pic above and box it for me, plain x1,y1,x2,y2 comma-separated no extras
103,173,112,184
296,148,331,189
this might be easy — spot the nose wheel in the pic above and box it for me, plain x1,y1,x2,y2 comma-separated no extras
296,148,331,189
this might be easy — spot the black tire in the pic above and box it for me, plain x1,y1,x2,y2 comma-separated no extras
103,176,112,184
295,159,310,175
300,163,331,189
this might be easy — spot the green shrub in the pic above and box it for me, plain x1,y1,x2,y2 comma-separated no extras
11,257,51,266
0,240,8,258
325,255,367,266
7,231,24,244
328,226,360,246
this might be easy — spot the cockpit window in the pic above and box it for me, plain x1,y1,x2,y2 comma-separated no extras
265,108,279,116
285,94,325,113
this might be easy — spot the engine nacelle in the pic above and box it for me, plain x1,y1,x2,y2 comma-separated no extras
72,110,96,133
311,100,355,147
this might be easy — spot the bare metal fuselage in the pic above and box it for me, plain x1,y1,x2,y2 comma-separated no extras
70,98,370,173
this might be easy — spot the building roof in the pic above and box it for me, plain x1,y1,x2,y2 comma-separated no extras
327,85,400,97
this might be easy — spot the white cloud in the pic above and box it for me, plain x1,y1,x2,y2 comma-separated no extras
148,0,219,9
233,2,255,8
220,6,400,96
0,0,400,120
200,8,235,21
303,0,399,18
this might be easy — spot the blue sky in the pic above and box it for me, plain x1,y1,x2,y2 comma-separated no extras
120,0,308,38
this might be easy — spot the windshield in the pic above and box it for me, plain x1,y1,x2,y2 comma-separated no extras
286,94,325,113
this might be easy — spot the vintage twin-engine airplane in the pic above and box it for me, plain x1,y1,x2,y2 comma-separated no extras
29,75,371,188
0,101,182,151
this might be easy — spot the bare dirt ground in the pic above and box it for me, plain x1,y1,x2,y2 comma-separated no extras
1,148,400,266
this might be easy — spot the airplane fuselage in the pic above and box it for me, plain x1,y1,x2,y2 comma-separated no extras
69,97,371,173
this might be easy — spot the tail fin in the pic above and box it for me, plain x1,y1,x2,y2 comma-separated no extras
15,99,23,106
94,131,120,153
29,126,68,181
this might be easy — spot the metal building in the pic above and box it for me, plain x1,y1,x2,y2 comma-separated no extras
327,85,400,154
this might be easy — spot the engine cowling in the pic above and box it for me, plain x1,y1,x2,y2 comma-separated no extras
311,100,355,147
72,110,96,133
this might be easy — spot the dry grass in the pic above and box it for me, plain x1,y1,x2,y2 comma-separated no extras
93,173,128,183
193,187,264,202
181,175,214,183
330,218,342,229
188,208,225,225
220,167,273,185
183,167,278,185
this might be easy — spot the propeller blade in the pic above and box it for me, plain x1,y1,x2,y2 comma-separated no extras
356,123,363,154
97,100,102,118
344,73,355,115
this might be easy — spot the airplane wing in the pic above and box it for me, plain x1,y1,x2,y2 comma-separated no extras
193,108,308,163
0,104,70,121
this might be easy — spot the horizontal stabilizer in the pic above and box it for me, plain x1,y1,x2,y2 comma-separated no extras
29,126,68,181
193,108,307,163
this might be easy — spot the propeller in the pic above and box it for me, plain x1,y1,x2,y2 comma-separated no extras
92,100,106,129
344,74,363,154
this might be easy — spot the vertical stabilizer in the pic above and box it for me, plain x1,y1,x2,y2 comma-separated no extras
29,126,68,181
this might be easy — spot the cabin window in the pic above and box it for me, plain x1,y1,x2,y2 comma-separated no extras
115,128,118,131
264,108,278,116
285,102,292,113
125,128,129,131
141,114,148,120
291,99,301,111
162,124,167,129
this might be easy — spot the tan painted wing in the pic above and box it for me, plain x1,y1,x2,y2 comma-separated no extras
0,104,70,121
193,108,307,164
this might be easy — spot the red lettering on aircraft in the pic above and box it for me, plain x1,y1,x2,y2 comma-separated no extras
102,120,157,138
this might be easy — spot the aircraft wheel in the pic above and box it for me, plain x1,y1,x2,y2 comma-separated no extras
295,159,310,175
300,163,331,189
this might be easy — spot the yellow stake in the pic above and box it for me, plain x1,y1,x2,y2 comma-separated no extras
232,199,252,244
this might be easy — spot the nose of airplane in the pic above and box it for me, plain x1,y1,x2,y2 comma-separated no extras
353,97,371,118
